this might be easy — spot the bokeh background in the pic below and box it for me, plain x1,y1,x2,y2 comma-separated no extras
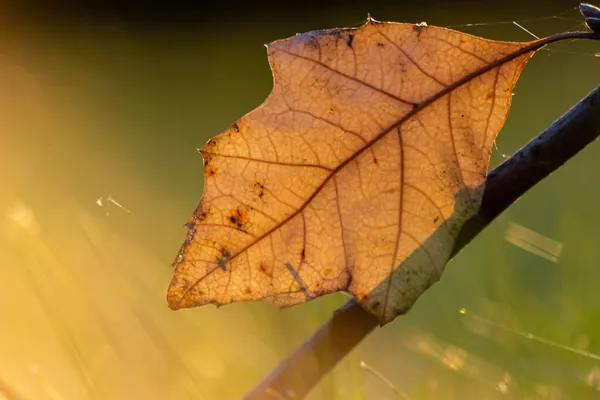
1,1,600,399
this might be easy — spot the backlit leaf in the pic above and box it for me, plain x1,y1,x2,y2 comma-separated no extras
167,19,538,324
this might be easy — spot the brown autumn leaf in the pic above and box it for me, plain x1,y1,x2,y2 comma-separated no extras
167,18,538,325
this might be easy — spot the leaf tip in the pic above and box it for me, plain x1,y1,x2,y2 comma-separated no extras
365,13,380,25
166,284,184,310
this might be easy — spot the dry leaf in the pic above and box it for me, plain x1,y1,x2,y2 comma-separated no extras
167,18,538,324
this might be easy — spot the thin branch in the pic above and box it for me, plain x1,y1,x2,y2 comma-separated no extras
244,85,600,399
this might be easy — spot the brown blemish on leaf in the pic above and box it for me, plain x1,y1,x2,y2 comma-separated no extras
331,29,344,39
216,248,231,271
228,206,250,230
413,22,428,38
202,151,214,170
199,212,208,221
206,165,217,177
259,261,272,277
184,218,196,231
232,122,240,132
253,182,265,199
305,35,319,50
346,34,354,48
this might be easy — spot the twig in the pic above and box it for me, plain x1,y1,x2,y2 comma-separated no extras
243,85,600,399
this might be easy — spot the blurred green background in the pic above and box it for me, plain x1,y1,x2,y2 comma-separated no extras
1,1,600,399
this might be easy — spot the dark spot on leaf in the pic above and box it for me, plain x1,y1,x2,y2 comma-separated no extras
306,35,319,50
253,182,265,199
346,34,354,48
413,22,427,37
433,216,439,223
185,219,195,230
329,107,335,113
197,210,208,222
203,152,214,168
330,29,343,39
216,248,231,270
376,42,384,48
259,261,272,277
206,165,217,176
232,122,240,132
228,206,250,231
372,156,378,165
300,247,306,262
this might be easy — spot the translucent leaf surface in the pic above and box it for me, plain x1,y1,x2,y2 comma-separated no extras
167,19,536,324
